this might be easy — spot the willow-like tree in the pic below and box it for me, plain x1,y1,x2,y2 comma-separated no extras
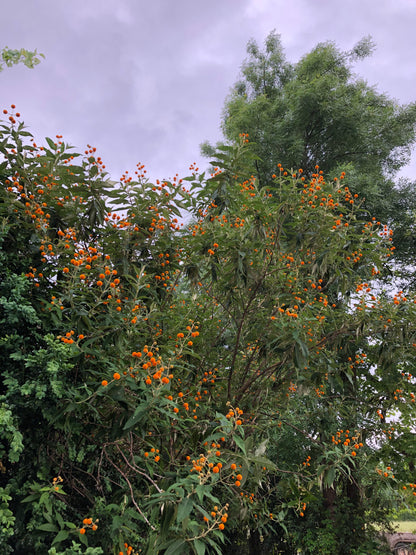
208,32,416,268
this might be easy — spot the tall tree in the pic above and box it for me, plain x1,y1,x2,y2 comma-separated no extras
216,32,416,265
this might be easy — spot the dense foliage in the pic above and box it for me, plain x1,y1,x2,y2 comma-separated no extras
208,32,416,270
1,101,415,555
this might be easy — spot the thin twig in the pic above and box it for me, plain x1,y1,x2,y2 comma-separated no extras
103,446,156,531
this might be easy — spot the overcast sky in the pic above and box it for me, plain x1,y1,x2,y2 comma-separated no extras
1,0,416,183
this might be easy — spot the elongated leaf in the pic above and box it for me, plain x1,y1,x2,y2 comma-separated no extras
324,466,336,488
234,434,246,455
37,522,58,532
45,137,57,150
160,502,177,540
177,497,193,523
193,539,206,555
164,539,187,555
123,402,150,431
206,536,224,554
52,530,69,545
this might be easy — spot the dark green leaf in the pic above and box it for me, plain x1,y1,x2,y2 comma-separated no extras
177,497,193,524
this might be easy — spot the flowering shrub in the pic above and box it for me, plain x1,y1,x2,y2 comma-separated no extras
0,109,415,554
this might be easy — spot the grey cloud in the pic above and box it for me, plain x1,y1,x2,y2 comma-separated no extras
1,0,415,182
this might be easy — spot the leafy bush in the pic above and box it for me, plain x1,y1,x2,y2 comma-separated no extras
0,108,415,554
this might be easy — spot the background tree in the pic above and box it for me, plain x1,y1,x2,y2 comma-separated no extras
213,31,416,269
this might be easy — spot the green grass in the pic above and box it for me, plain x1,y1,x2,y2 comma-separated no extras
391,521,416,533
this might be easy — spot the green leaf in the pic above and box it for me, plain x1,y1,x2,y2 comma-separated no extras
324,466,336,488
195,485,205,503
37,523,59,532
160,502,177,539
233,434,246,455
248,454,276,470
164,539,188,555
79,530,88,546
45,137,57,150
123,402,150,431
193,539,206,555
177,497,193,524
55,511,64,529
52,530,69,545
21,493,39,503
205,536,224,554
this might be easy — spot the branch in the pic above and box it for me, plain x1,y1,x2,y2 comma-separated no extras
103,446,156,531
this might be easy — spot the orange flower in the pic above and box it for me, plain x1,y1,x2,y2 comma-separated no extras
113,372,121,380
